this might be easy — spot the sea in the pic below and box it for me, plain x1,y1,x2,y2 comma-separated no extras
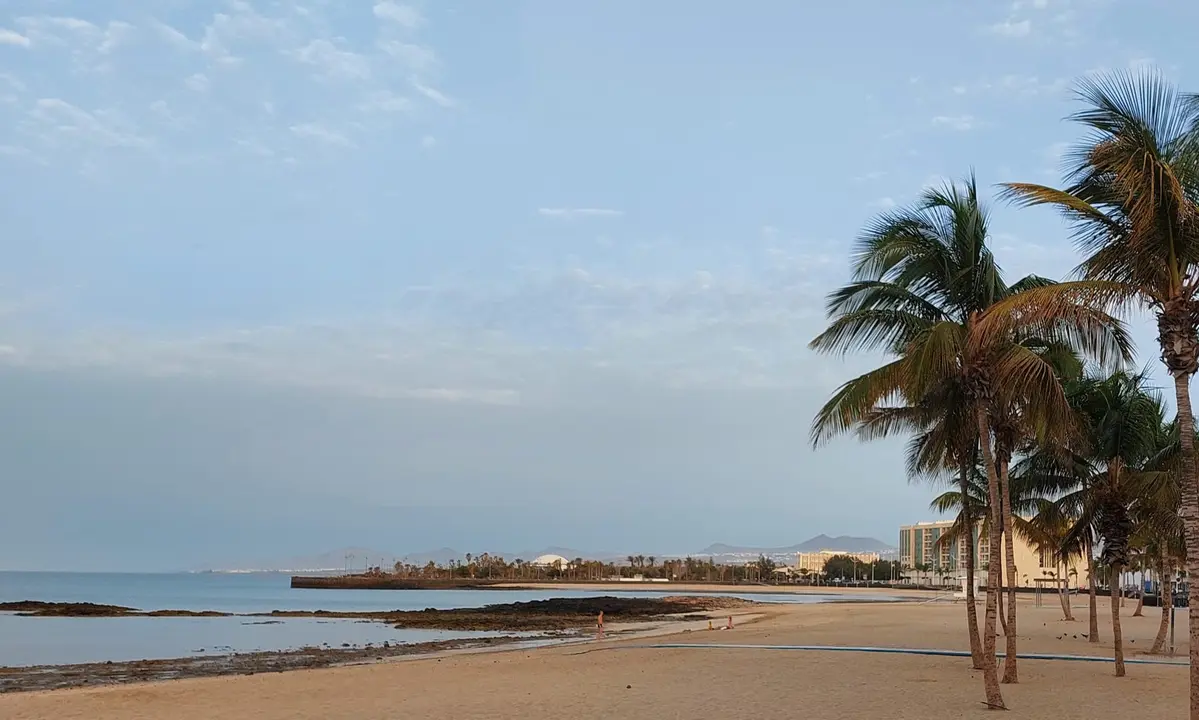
0,571,882,667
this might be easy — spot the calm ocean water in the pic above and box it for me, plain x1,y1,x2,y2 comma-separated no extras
0,571,881,667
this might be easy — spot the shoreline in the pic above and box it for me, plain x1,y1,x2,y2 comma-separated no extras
0,608,768,694
0,596,762,693
0,635,532,694
0,595,753,628
2,598,1183,719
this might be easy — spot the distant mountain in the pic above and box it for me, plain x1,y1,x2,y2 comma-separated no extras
795,534,893,553
395,547,464,566
698,535,893,557
203,546,397,573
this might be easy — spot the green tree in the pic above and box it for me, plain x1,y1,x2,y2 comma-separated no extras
810,175,1131,706
1021,371,1170,675
1002,69,1199,712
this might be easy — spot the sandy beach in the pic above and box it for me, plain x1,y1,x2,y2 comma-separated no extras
1,595,1185,719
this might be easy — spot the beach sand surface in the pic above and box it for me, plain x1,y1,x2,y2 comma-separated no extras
1,597,1186,719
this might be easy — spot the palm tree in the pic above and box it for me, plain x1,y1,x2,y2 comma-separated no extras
1137,416,1187,655
1028,371,1167,677
1001,68,1199,710
1021,499,1083,621
933,462,1058,625
810,175,1132,708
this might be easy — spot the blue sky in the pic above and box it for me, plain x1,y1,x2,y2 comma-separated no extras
0,0,1189,570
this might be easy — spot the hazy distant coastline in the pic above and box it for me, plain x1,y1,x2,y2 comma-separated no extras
200,534,896,574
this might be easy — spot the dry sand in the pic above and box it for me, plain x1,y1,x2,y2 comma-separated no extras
1,596,1186,719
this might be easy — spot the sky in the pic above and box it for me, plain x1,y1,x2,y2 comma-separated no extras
0,0,1192,571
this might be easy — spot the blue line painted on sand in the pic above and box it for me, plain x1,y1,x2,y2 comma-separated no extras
620,643,1186,666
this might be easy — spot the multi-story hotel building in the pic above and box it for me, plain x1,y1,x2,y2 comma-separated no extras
899,520,1088,588
795,550,881,574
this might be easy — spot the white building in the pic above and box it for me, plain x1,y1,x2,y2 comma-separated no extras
530,554,571,569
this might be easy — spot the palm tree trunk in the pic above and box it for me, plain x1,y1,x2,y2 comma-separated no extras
1171,373,1199,720
1087,543,1100,643
1152,557,1171,655
1111,560,1126,677
998,455,1018,684
960,462,985,670
1058,562,1074,621
976,408,1006,710
997,578,1008,635
1133,582,1144,617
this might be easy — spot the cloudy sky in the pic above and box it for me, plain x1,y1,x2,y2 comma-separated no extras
0,0,1186,571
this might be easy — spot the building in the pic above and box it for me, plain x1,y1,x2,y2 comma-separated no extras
795,550,881,574
899,520,1089,588
530,554,571,569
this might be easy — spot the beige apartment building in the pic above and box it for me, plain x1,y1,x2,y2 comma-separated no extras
795,550,881,574
899,520,1090,588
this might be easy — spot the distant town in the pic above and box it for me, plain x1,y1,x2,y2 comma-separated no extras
204,534,898,575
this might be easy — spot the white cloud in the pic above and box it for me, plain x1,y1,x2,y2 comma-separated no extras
0,256,843,403
931,114,976,131
185,73,210,92
413,81,456,108
359,90,412,114
291,39,371,81
379,40,437,72
373,2,423,29
96,21,132,55
27,98,152,150
16,16,96,44
198,3,290,66
537,208,624,220
3,3,455,169
153,21,197,51
16,16,131,55
874,197,897,209
235,138,274,157
421,135,436,148
0,28,31,47
290,122,353,147
989,19,1032,37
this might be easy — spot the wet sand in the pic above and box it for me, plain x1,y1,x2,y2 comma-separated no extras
1,596,1185,719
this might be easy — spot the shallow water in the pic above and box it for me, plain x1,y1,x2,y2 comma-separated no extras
0,571,895,666
0,571,894,612
0,615,517,667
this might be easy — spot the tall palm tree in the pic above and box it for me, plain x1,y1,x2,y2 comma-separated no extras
1136,416,1187,654
810,175,1132,708
1034,371,1167,677
1002,68,1199,711
1016,445,1107,642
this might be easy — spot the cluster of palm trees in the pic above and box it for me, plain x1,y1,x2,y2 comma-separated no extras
809,69,1199,713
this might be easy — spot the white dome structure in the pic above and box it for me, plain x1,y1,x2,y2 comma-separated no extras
531,554,571,568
